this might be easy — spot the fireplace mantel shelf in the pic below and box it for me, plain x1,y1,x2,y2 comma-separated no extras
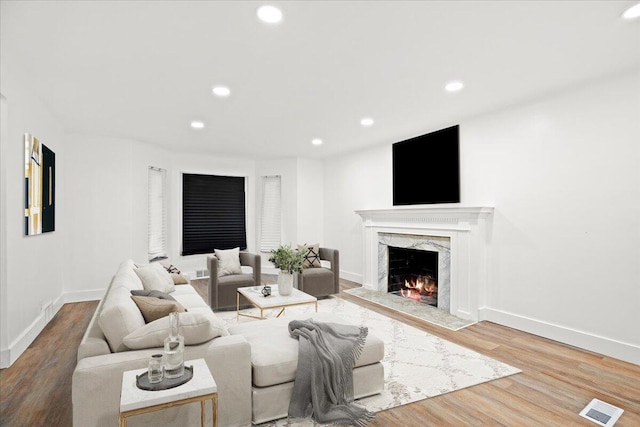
356,206,494,218
356,206,494,229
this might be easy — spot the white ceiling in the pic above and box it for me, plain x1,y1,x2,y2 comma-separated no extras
2,1,639,160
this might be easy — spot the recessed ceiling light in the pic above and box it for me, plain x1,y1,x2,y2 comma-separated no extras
190,121,205,129
257,5,283,24
622,3,640,19
311,138,323,146
212,86,231,97
445,81,464,92
360,117,374,127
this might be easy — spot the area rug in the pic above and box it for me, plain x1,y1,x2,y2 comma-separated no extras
214,296,521,426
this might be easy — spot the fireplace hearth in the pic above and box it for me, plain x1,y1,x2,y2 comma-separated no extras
388,246,439,307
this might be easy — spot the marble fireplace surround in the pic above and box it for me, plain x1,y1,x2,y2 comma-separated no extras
379,233,451,312
356,207,494,321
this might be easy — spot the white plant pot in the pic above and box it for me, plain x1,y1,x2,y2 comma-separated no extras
278,272,293,296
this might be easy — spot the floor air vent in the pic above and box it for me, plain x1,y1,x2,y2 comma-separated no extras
579,398,624,426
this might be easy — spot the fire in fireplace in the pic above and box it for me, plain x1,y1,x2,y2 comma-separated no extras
387,246,439,307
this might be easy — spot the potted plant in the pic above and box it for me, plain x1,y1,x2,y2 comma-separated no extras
269,245,304,295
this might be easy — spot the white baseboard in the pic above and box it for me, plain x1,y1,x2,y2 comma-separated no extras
479,307,640,366
1,293,64,368
0,348,9,368
340,270,362,284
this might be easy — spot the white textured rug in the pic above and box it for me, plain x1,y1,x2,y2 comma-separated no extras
215,297,520,426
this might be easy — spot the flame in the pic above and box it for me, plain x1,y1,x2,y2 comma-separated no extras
402,276,437,297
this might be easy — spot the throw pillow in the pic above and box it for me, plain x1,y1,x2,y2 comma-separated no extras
130,289,177,301
131,295,186,323
134,263,175,293
156,259,190,284
123,311,229,350
298,243,321,268
215,247,242,277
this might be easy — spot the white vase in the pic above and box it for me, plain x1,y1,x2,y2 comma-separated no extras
278,272,293,296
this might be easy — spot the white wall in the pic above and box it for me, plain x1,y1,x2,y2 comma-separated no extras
296,158,324,246
0,65,66,367
323,144,392,282
323,71,640,363
63,134,257,290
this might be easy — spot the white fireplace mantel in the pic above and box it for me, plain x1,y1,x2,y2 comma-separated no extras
355,206,494,229
355,206,494,321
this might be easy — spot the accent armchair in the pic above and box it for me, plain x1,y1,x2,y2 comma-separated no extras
295,248,339,298
208,252,261,310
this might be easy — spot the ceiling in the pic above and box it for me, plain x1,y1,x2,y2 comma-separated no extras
1,1,639,160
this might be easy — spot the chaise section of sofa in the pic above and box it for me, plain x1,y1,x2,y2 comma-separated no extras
227,312,385,424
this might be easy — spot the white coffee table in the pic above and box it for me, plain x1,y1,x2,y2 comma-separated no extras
118,358,217,427
236,285,317,321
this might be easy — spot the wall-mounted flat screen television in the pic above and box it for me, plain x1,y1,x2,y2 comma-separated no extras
392,125,460,205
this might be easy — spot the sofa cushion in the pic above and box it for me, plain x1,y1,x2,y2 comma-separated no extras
215,247,242,277
156,259,190,284
131,295,187,323
123,311,229,350
228,313,385,388
134,263,175,293
298,243,321,268
111,259,144,292
99,286,146,352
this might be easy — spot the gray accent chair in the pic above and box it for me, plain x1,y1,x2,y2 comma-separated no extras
208,252,261,310
295,248,339,298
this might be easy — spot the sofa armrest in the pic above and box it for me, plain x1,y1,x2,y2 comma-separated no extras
319,248,340,294
73,335,252,427
207,255,219,308
239,251,261,286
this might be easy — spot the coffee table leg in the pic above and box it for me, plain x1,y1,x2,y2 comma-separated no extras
236,292,240,322
212,394,218,427
315,301,318,312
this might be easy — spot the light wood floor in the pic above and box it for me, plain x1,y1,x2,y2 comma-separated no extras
1,279,638,426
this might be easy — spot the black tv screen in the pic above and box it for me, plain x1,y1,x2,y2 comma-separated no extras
393,125,460,205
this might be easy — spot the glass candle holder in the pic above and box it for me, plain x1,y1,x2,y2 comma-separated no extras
148,353,164,384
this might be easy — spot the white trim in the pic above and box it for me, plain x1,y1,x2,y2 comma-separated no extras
479,307,640,365
0,94,8,369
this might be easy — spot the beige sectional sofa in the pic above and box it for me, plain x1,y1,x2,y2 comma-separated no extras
73,259,384,426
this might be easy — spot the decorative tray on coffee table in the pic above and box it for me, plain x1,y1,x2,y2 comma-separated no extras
136,365,193,391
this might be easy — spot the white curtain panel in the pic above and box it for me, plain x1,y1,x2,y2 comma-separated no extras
260,175,281,252
148,166,167,260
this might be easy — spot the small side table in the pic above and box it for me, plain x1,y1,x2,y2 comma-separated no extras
119,358,218,427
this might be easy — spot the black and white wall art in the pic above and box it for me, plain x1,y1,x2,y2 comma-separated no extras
24,133,55,235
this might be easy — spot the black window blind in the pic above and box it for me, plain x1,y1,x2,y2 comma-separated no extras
182,174,247,256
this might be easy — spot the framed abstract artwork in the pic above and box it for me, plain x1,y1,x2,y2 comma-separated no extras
24,133,55,235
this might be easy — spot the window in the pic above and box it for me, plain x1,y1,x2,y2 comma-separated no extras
148,167,167,260
182,173,247,256
260,175,281,252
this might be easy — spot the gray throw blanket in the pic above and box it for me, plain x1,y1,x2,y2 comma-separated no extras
288,319,375,426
